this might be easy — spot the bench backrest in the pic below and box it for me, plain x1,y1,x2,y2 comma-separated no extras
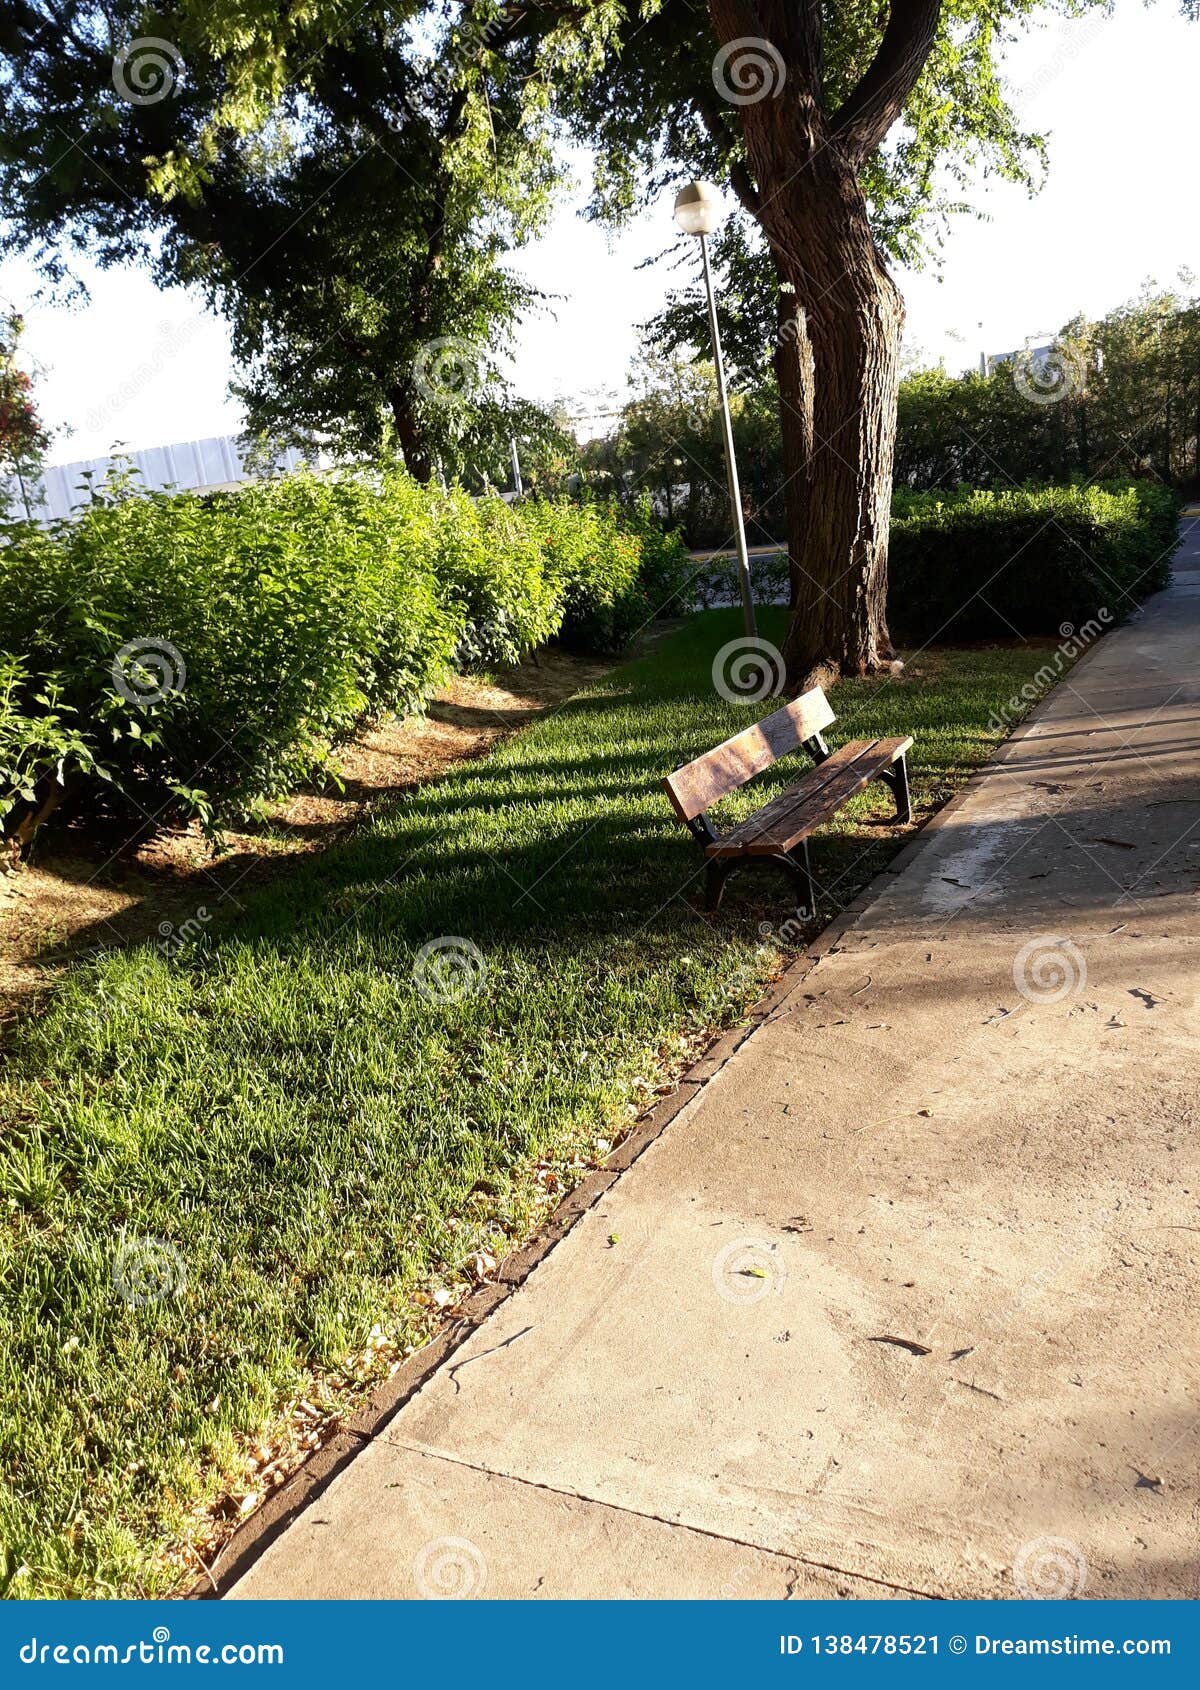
663,686,836,823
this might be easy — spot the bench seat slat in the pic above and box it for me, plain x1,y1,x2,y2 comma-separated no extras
706,736,913,857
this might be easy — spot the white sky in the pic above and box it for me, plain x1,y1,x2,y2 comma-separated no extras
3,0,1196,466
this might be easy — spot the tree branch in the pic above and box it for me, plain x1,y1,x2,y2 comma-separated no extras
693,90,761,216
829,0,942,161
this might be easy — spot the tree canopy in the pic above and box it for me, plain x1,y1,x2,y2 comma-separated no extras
0,3,563,473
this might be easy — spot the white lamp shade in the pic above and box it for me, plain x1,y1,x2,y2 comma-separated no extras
673,181,722,237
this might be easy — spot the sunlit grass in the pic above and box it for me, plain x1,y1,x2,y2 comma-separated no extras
0,609,1059,1595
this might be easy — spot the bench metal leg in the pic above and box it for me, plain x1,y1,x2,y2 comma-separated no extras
706,843,816,918
770,838,816,921
705,860,732,911
891,752,912,825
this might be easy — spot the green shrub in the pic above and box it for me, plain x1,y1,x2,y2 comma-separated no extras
602,495,695,643
0,472,462,838
887,480,1177,641
0,469,688,841
691,549,789,610
424,484,561,668
524,497,638,653
0,657,102,842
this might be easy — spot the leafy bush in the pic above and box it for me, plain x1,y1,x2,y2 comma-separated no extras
423,483,562,668
887,480,1177,641
0,474,462,836
0,468,687,841
522,495,675,653
0,657,102,844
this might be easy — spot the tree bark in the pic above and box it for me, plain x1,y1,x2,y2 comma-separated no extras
761,155,904,686
707,0,939,688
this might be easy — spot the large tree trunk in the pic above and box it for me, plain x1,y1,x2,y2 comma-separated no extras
766,168,904,688
706,0,941,690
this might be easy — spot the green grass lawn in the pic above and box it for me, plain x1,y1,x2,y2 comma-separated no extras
0,609,1061,1595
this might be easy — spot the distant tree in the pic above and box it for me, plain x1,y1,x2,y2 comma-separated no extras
0,4,558,478
892,285,1200,493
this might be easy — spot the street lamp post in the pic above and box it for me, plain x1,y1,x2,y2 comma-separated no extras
674,180,757,639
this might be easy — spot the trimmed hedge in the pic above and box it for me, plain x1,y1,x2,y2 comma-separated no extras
888,480,1178,641
0,470,690,842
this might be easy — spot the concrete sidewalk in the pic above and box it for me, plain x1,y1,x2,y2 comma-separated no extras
230,529,1199,1602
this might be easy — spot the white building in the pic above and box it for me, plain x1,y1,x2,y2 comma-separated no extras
19,435,315,522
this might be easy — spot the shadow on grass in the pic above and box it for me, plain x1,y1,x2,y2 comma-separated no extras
0,607,1103,1598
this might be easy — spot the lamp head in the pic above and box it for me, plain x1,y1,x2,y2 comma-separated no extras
673,181,722,237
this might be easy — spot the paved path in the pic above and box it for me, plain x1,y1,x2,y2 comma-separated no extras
231,526,1199,1601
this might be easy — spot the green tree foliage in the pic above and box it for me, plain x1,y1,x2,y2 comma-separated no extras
894,285,1200,492
587,285,1200,538
577,345,785,544
547,0,1125,679
0,3,560,475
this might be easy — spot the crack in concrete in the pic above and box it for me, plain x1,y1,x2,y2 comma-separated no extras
446,1324,534,1394
386,1439,943,1601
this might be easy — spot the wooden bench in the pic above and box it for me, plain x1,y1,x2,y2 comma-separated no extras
663,686,912,913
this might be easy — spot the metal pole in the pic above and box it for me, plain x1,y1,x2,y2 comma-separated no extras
509,435,523,498
700,232,757,638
